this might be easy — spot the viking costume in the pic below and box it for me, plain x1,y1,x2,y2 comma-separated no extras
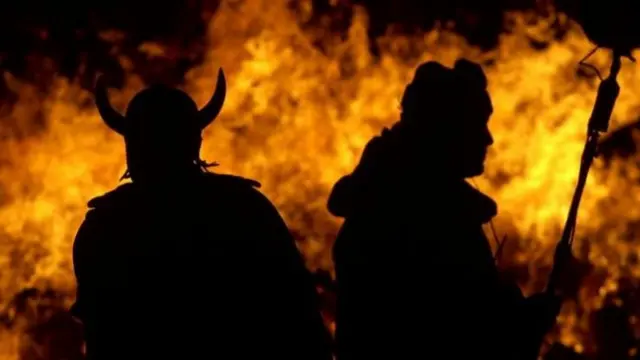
71,70,332,360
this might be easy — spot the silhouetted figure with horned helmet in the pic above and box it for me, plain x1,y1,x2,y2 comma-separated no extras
70,69,333,360
328,59,564,360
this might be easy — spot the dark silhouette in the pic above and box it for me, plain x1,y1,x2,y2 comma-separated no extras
577,0,640,60
328,59,563,360
70,69,333,360
592,298,636,360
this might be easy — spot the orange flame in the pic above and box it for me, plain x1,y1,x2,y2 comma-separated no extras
1,0,640,357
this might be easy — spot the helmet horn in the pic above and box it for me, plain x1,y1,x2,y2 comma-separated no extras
94,76,127,135
198,68,227,129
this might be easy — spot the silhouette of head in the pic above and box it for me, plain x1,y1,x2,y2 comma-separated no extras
94,70,226,183
399,59,493,178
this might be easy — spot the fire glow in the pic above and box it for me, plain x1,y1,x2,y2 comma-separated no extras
1,0,640,358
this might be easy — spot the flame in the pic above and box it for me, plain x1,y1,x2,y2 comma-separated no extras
2,0,640,357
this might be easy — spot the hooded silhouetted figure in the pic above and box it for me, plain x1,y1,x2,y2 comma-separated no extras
328,59,561,360
71,69,332,360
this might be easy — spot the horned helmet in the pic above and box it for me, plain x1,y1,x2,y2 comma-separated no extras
94,69,227,182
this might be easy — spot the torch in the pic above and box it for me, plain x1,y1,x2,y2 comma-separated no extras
545,0,639,298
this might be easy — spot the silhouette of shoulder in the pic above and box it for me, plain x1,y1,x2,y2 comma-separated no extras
328,127,397,218
73,183,135,271
86,183,135,211
74,173,289,260
82,173,262,214
198,173,288,225
199,172,264,203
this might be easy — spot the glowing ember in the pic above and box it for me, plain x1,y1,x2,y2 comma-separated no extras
1,0,640,358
